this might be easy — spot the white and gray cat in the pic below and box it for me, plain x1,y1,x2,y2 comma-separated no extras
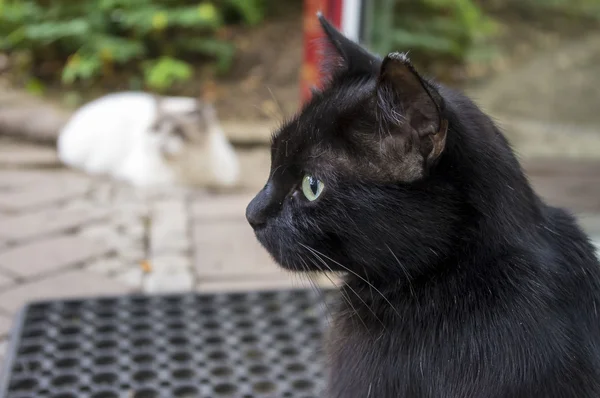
57,92,239,188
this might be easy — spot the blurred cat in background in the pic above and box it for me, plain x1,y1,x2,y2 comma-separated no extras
57,92,239,188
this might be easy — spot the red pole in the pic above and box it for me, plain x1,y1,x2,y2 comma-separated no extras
300,0,344,104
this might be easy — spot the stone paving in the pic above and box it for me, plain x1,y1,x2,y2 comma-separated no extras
0,142,600,374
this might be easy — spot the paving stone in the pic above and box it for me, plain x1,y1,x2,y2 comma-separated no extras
0,272,14,289
530,175,600,213
0,270,133,313
196,274,309,293
193,220,279,278
0,170,54,188
0,235,112,278
0,312,12,337
80,224,137,253
150,201,190,254
0,172,91,212
149,255,190,273
191,194,254,221
0,207,109,242
114,268,144,289
117,247,145,264
85,257,127,275
144,272,194,294
0,143,59,167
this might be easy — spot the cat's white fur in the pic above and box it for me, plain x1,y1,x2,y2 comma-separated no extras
57,92,239,187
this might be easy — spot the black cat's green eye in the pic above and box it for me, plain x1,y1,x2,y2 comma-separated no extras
301,174,324,201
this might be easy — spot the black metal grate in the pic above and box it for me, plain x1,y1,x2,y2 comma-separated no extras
0,289,335,398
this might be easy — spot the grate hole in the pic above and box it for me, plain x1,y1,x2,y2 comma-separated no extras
172,351,193,362
133,370,157,382
95,339,118,350
249,364,270,376
287,363,307,373
91,391,118,398
174,385,200,397
56,357,79,369
196,295,214,304
97,298,118,307
24,315,46,326
133,353,154,364
265,302,281,312
240,334,258,344
253,381,277,393
94,356,117,366
231,306,248,315
131,309,151,318
211,366,233,377
164,308,183,317
244,349,263,360
270,318,286,327
200,308,215,316
236,320,253,329
167,321,186,330
9,377,38,392
213,383,238,396
56,341,79,352
173,368,195,380
208,351,228,361
133,389,159,398
59,326,81,336
169,336,189,346
132,337,153,347
93,372,119,384
97,324,117,334
204,321,219,330
205,335,224,345
13,360,42,372
131,322,152,332
292,379,315,391
52,374,79,387
275,333,292,342
52,393,77,398
22,327,45,339
281,347,299,357
18,344,43,355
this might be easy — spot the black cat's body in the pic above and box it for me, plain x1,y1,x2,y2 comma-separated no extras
246,16,600,397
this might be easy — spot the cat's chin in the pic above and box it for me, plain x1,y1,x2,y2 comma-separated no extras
253,229,324,273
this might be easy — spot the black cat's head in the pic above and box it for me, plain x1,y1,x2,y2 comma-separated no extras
246,16,519,282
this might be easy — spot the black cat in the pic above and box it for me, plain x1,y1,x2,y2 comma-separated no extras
246,15,600,398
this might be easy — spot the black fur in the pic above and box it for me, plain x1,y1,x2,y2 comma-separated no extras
246,16,600,397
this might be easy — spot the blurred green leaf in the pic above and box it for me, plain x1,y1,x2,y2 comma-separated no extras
143,56,193,92
25,77,45,96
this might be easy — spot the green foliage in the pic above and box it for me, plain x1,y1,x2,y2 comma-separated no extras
0,0,268,91
143,56,193,91
369,0,497,63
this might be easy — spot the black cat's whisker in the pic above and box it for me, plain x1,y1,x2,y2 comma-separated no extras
385,243,415,298
302,244,387,331
302,260,336,323
303,250,368,331
298,256,333,319
300,243,400,316
266,85,286,120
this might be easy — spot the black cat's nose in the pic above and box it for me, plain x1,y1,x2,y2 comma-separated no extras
246,183,279,229
246,194,267,229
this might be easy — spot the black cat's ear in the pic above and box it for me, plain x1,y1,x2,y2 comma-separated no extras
317,13,379,76
377,52,447,164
